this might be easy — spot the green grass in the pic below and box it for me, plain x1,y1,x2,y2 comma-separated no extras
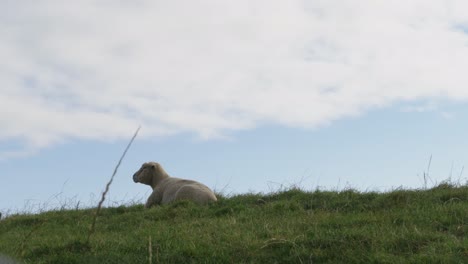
1,184,467,263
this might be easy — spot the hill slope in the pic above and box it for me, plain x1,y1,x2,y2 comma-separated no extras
1,185,467,263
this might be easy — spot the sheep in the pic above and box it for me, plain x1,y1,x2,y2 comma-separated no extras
132,162,217,208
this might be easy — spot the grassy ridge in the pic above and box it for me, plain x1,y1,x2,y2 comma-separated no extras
0,184,467,263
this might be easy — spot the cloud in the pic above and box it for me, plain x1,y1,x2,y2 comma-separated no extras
2,0,468,157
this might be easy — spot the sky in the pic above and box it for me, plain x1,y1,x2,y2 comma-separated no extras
2,0,468,214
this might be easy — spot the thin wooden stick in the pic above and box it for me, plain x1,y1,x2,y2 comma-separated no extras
87,126,141,243
149,236,153,264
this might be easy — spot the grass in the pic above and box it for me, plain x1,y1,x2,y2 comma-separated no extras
0,184,467,263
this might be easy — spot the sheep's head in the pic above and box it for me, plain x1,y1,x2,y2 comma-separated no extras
133,162,168,187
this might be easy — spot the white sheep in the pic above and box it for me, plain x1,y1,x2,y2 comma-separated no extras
132,162,217,208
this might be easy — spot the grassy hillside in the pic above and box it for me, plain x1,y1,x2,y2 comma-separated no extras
0,184,467,263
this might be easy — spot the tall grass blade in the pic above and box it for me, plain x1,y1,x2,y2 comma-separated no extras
87,126,141,243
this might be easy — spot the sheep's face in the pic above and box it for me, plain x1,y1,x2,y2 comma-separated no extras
133,162,159,186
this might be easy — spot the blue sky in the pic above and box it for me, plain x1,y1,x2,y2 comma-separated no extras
2,1,468,214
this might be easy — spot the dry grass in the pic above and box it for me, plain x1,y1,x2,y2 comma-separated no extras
86,126,140,243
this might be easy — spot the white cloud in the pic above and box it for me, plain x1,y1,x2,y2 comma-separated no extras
2,0,468,157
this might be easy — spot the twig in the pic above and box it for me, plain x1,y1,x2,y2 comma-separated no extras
149,236,153,264
87,126,141,243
